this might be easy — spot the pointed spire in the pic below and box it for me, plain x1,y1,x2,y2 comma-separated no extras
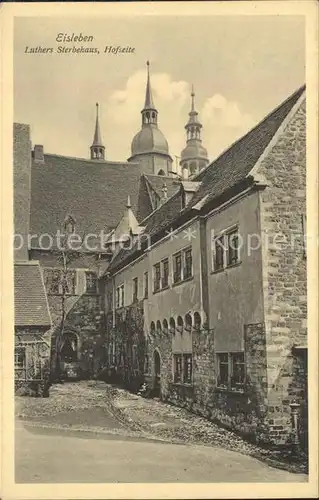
90,103,105,160
143,61,155,110
141,61,158,127
179,85,209,176
92,103,102,146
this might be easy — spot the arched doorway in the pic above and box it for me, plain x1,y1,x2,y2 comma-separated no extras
153,349,161,396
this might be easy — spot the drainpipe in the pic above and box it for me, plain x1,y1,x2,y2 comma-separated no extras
290,400,301,455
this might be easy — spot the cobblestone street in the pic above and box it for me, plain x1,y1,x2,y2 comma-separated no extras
15,380,307,482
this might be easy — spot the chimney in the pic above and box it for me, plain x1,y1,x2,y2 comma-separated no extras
34,144,44,162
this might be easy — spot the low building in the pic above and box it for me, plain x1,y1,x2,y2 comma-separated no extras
14,261,52,395
102,85,307,448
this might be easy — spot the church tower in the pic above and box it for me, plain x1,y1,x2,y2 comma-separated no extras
128,62,173,176
90,103,105,161
180,86,209,178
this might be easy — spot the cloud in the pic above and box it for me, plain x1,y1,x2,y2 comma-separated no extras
106,70,255,165
201,93,255,158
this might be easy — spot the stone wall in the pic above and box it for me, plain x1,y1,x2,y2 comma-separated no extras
256,96,307,444
104,301,146,390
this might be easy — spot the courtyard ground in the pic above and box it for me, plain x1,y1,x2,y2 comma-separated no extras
15,380,308,481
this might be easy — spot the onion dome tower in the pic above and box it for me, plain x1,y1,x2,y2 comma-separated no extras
180,86,209,178
128,61,173,176
90,103,105,160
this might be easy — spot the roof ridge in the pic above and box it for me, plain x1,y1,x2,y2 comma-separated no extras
42,153,139,166
194,84,306,182
144,173,177,180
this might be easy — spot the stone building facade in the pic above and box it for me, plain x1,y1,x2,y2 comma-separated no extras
102,85,307,447
13,63,306,447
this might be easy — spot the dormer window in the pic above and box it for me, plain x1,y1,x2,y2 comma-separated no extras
64,215,76,234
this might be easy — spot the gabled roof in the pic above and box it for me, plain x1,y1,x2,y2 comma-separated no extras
14,262,51,327
108,84,306,274
29,154,142,242
189,84,305,208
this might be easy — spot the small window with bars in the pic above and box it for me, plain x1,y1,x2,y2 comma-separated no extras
173,354,182,383
183,354,193,384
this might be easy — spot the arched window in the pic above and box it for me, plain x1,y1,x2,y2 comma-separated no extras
177,316,184,334
150,321,156,335
169,317,176,335
158,169,165,176
163,319,168,334
152,112,156,120
156,320,162,334
194,312,201,330
185,313,192,332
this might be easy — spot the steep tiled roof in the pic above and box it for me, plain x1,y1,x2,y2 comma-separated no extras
30,155,142,242
144,174,180,200
108,85,306,273
189,85,305,208
14,262,51,327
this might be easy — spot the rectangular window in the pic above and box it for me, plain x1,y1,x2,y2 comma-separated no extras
116,284,125,308
153,263,161,292
183,247,193,279
183,354,193,384
116,287,120,309
85,271,98,294
120,284,124,307
226,229,240,266
213,235,225,271
144,272,149,299
132,277,138,303
173,252,182,283
162,258,169,288
231,352,245,388
217,352,246,390
173,354,182,383
14,347,26,368
217,353,229,387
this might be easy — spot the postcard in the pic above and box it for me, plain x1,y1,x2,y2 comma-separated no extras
1,1,318,499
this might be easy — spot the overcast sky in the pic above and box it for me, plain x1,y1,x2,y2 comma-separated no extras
14,16,305,166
